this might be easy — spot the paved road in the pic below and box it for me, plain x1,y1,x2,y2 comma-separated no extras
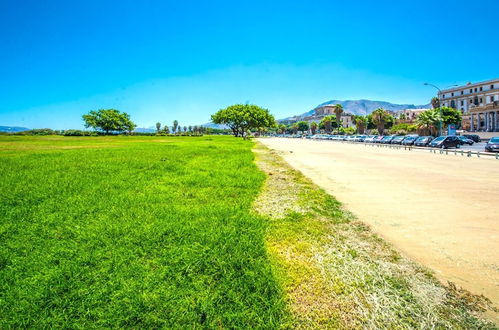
259,137,499,320
464,142,489,152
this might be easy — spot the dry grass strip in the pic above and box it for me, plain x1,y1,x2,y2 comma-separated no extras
253,142,496,329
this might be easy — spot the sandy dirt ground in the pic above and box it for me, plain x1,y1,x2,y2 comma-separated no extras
259,138,499,313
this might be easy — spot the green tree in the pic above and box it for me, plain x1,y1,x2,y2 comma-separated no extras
416,109,440,136
352,115,368,134
173,120,179,134
310,122,318,134
82,109,136,135
278,123,286,134
440,106,462,127
122,115,137,134
371,108,391,135
211,104,276,138
431,97,440,109
334,104,344,127
156,122,161,133
163,125,170,134
188,125,192,132
320,115,337,133
296,121,309,133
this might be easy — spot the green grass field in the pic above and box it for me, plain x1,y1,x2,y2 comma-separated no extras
0,136,287,328
1,135,494,328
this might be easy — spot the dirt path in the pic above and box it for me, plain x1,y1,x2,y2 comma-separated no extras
259,138,499,314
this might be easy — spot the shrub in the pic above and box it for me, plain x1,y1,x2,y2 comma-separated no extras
62,130,98,136
389,123,417,135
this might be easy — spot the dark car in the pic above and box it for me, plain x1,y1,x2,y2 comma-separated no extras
429,136,461,149
381,135,395,144
463,134,481,143
390,135,406,144
414,136,434,147
485,137,499,152
401,135,418,146
457,136,474,146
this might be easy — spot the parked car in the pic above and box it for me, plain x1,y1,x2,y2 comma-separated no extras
485,137,499,152
374,135,385,143
390,135,406,144
401,135,418,146
414,136,434,147
381,135,395,144
365,135,377,143
463,134,481,143
361,135,369,142
429,136,461,149
457,136,474,146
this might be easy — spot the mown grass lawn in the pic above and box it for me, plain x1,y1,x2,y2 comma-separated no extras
0,136,287,328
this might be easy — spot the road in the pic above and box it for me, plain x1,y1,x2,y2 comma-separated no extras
259,137,499,316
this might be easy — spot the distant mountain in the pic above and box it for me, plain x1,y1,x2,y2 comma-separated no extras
202,122,229,129
0,126,30,132
280,99,431,121
134,127,156,133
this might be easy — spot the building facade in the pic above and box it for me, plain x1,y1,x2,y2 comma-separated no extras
314,105,353,127
439,78,499,132
393,108,429,123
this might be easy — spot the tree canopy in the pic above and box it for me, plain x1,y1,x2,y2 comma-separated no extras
319,115,337,133
82,109,136,134
211,104,276,138
371,108,392,135
440,106,462,126
333,104,344,126
416,109,440,136
352,115,368,134
431,97,440,109
296,121,309,132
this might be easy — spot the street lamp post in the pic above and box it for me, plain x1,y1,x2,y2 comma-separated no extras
424,82,443,136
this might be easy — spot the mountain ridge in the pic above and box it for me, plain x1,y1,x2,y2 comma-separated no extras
280,99,431,121
0,126,30,132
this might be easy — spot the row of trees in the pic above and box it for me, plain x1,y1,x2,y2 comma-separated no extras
277,106,462,136
82,109,223,136
79,104,461,137
415,107,461,135
154,121,209,135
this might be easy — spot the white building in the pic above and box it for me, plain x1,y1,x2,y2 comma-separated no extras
439,78,499,132
394,108,429,122
314,105,354,128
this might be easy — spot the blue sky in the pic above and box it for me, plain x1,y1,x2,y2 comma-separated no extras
1,0,498,129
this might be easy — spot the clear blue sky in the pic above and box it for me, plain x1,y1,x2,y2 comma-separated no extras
1,0,498,129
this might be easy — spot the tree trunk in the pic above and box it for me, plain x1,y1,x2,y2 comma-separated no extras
377,124,384,135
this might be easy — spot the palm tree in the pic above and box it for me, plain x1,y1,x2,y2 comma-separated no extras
431,97,440,109
173,120,179,134
334,104,344,127
352,115,367,134
320,116,333,133
310,122,318,134
155,122,161,133
188,125,192,132
416,109,440,136
371,108,390,135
